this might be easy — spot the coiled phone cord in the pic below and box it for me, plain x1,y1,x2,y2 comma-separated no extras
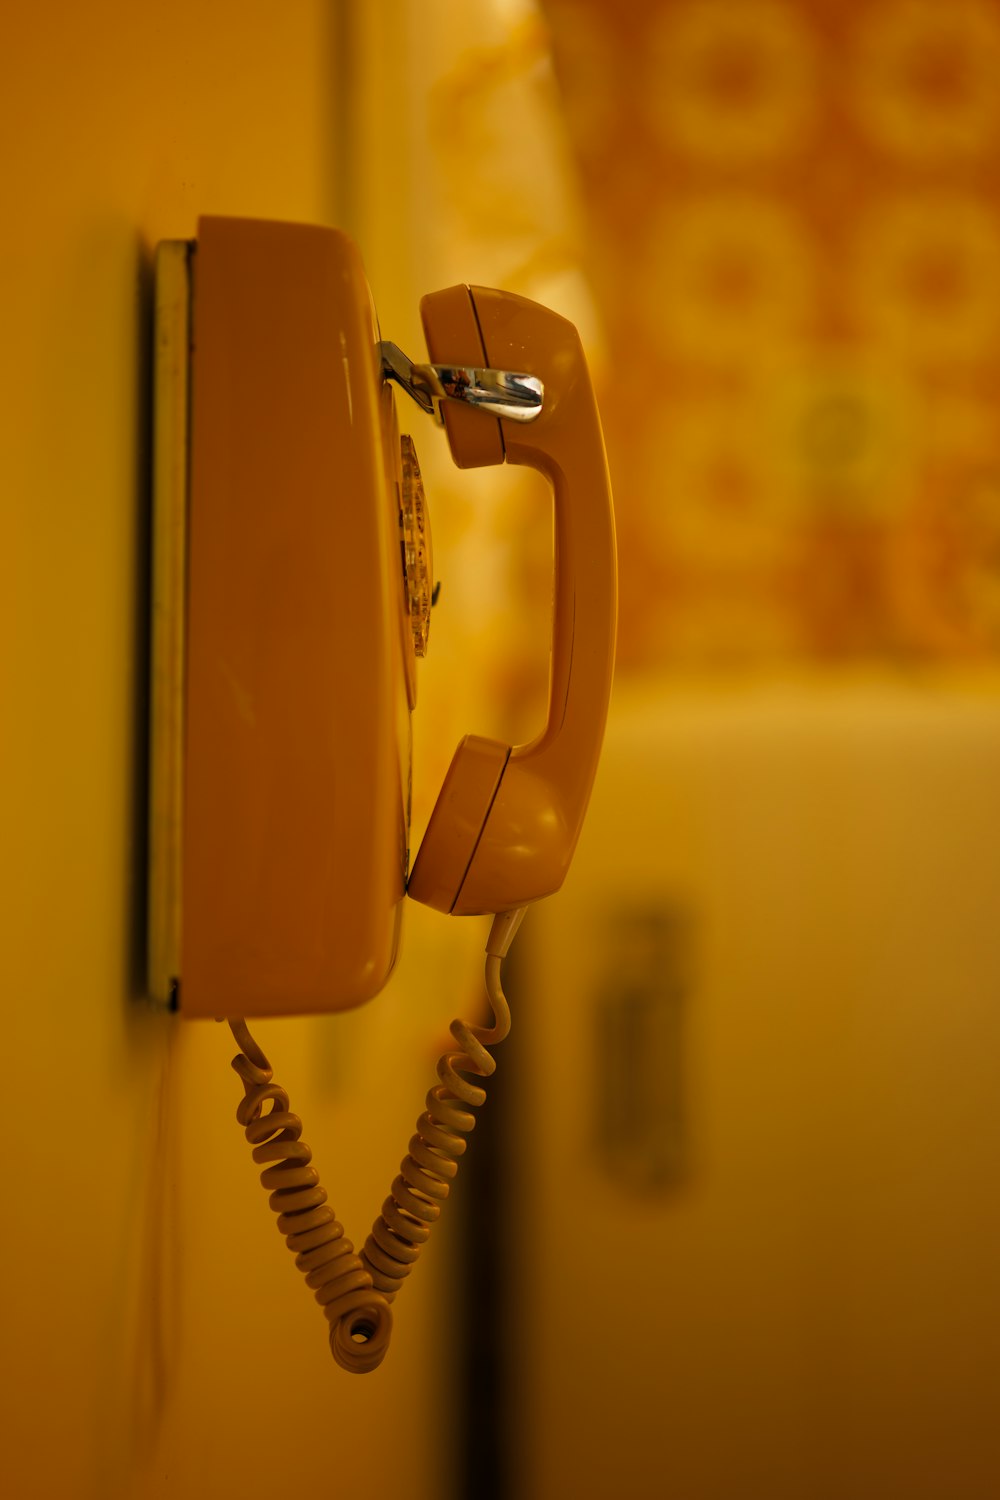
226,1017,393,1373
227,907,526,1372
360,907,526,1300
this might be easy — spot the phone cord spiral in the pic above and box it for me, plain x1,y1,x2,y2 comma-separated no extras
226,1017,393,1374
359,908,525,1302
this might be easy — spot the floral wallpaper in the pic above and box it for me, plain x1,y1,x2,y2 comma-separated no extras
540,0,1000,672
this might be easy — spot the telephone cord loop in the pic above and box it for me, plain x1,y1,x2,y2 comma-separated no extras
225,907,525,1372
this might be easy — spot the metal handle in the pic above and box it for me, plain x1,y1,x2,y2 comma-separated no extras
380,340,544,424
596,905,690,1193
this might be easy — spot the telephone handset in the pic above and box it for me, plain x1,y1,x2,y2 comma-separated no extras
148,218,616,1371
408,282,617,916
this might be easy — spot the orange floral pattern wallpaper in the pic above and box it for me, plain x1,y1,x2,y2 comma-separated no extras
541,0,1000,672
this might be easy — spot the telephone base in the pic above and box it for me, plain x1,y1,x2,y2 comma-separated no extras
146,219,414,1019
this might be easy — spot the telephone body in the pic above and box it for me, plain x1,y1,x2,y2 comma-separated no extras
150,218,415,1018
147,216,616,1367
149,216,617,1018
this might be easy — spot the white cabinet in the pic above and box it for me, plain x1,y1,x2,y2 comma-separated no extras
505,683,1000,1500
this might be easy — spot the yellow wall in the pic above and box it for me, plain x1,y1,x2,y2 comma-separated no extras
1,6,457,1496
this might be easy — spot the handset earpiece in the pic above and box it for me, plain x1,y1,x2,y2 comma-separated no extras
407,285,617,916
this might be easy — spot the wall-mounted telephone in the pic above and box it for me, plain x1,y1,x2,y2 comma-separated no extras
148,217,616,1371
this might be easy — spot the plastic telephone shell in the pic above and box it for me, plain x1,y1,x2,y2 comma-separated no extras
181,218,410,1018
407,286,617,916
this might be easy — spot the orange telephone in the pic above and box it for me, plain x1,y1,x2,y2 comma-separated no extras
148,217,616,1370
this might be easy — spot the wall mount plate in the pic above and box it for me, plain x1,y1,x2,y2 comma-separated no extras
147,239,189,1010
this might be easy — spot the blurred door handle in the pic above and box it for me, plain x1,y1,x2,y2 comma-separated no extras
596,905,690,1192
